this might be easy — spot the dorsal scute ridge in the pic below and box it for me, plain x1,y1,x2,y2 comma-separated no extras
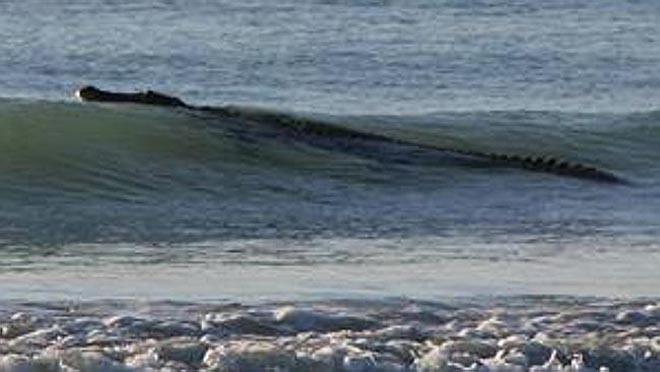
457,149,623,183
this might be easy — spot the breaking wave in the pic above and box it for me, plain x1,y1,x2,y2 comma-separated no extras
1,98,659,245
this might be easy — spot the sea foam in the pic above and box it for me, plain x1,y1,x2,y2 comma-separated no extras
0,297,658,371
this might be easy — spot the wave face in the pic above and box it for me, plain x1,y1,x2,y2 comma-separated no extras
1,100,660,248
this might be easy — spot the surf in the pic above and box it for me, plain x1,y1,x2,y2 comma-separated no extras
2,98,650,195
2,97,660,246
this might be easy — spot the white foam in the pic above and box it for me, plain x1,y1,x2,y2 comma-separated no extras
0,298,657,371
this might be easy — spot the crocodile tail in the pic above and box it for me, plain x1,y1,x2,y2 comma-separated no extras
482,152,625,184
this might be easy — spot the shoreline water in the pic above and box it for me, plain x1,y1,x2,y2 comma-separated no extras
1,241,659,302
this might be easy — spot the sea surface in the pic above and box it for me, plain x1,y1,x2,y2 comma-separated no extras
0,1,660,370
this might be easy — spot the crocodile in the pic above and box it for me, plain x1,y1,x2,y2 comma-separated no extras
74,85,625,184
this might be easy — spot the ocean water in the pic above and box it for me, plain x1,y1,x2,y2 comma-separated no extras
1,2,660,370
2,0,660,299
